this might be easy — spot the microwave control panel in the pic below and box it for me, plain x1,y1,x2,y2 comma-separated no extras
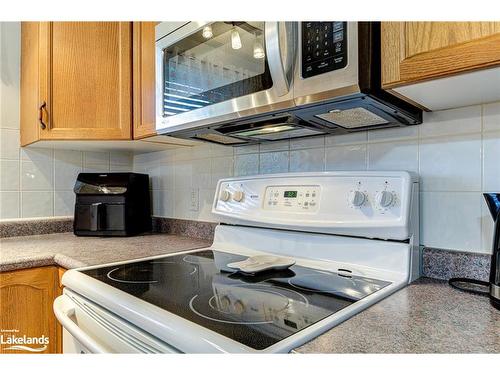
301,21,348,78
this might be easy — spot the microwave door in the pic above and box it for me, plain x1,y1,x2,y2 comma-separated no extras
155,21,297,134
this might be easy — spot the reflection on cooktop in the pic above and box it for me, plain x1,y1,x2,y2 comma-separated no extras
82,250,390,350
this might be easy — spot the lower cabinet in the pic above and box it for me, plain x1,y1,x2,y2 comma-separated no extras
0,266,65,354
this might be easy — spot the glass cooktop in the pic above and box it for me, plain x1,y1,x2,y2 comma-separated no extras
82,250,390,350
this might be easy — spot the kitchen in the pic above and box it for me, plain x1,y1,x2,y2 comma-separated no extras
0,0,499,373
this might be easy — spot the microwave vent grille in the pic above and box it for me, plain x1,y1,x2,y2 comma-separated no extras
316,107,389,129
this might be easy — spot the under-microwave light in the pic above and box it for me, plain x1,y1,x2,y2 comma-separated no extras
202,25,213,39
253,40,265,59
231,28,242,50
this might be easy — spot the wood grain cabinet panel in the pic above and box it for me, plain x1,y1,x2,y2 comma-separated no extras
133,22,157,139
381,22,500,88
21,22,132,145
0,267,61,354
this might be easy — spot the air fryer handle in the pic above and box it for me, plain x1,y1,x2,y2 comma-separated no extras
90,203,104,231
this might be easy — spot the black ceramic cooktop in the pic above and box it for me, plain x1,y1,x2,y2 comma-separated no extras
82,250,390,350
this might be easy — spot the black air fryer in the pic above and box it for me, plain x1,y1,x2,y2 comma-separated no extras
73,173,151,237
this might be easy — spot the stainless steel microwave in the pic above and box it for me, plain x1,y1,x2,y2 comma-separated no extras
155,21,422,145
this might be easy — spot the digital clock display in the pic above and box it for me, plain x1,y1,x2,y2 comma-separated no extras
284,191,298,198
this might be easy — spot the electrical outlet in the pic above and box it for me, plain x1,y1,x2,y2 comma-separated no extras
190,188,199,211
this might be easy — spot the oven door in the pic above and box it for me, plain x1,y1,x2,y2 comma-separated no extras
155,21,297,134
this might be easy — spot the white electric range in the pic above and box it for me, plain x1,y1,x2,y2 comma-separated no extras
54,171,419,353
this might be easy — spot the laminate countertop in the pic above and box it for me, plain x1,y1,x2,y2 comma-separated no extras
0,232,211,272
1,233,498,353
295,277,499,353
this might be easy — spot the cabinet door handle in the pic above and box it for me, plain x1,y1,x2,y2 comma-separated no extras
39,101,47,129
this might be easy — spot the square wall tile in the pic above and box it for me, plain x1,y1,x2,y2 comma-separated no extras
259,151,289,174
0,191,20,219
54,191,75,216
0,22,21,130
420,105,481,138
483,102,500,132
54,150,82,190
21,160,53,190
0,160,20,190
210,144,234,158
83,164,110,173
234,144,259,155
234,154,259,177
192,158,212,189
152,190,174,218
368,141,418,172
0,129,20,159
368,126,418,143
325,132,367,146
110,151,133,166
174,161,193,191
420,192,482,252
22,191,53,218
290,148,324,172
21,148,53,163
84,151,109,166
419,135,481,192
290,136,324,150
482,131,500,192
260,140,289,152
211,156,233,187
325,145,367,171
197,188,217,222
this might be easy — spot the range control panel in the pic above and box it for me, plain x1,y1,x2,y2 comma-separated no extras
301,21,348,78
212,172,418,240
264,185,320,212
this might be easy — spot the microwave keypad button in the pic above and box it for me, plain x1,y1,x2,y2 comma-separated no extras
333,31,344,43
335,42,342,53
333,22,344,32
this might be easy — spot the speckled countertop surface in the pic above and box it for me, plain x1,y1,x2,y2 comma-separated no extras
0,232,211,272
295,278,500,353
1,233,498,353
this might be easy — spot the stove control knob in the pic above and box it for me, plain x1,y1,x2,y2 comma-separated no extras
233,190,245,202
348,191,366,207
376,191,394,208
219,190,231,202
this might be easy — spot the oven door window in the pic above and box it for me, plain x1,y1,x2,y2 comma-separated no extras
162,22,272,117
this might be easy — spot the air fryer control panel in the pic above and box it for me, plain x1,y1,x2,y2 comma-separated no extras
301,21,348,78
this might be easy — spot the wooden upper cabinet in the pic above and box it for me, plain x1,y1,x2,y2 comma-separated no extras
381,22,500,89
0,267,60,354
132,22,157,139
21,22,132,146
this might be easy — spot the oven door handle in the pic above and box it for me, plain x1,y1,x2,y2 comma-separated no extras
265,22,296,97
53,295,107,353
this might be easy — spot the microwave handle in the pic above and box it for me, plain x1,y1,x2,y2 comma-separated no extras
265,22,296,97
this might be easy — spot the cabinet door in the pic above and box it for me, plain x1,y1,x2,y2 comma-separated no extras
0,267,60,354
38,22,132,140
133,22,157,139
382,22,500,88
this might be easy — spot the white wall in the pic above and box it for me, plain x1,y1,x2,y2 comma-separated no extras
134,103,500,254
0,22,133,219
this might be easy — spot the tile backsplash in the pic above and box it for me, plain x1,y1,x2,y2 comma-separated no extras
134,103,500,255
0,22,133,219
2,21,500,255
